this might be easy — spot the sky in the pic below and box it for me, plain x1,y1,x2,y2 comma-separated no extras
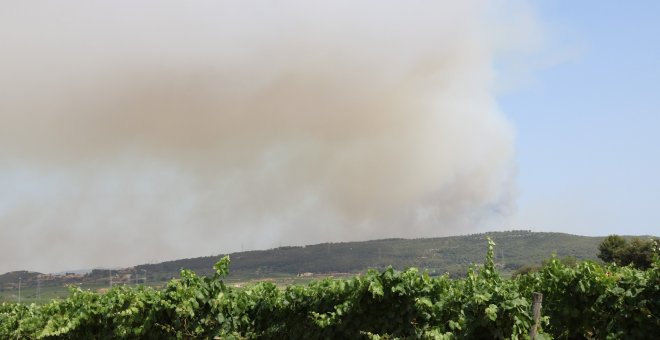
0,1,658,273
497,1,660,237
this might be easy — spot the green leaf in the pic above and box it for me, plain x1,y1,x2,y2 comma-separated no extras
485,304,498,321
213,256,231,277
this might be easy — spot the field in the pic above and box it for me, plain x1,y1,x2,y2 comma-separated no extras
0,274,353,305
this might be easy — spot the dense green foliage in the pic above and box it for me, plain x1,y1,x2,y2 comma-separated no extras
2,239,658,339
511,257,578,278
598,235,658,269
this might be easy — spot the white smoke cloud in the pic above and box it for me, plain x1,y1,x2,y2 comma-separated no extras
0,1,539,272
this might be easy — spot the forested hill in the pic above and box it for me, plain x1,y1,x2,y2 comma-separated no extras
135,231,617,280
2,231,652,288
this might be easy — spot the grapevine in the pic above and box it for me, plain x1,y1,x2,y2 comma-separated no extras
1,239,658,339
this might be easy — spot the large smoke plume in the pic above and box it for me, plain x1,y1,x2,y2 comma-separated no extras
0,1,535,272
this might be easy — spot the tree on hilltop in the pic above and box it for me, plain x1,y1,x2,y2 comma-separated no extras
598,235,657,269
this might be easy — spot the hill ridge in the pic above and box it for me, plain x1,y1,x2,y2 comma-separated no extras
2,231,652,290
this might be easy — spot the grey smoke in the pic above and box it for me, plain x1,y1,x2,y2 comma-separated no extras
0,1,537,272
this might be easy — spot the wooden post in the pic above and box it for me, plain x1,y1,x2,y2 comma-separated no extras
530,292,543,339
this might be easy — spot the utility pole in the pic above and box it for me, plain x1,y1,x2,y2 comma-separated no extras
109,269,112,288
18,277,21,304
37,276,41,300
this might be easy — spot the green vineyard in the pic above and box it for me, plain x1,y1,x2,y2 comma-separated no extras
1,239,658,339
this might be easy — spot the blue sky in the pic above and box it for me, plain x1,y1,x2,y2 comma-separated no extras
499,1,659,236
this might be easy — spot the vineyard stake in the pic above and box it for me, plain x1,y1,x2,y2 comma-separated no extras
530,292,543,339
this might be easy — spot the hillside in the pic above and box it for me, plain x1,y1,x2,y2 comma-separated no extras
134,231,614,280
2,231,648,294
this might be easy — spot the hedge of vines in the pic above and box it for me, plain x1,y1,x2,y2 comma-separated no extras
1,239,658,339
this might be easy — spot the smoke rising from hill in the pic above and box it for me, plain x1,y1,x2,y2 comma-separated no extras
0,1,537,272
